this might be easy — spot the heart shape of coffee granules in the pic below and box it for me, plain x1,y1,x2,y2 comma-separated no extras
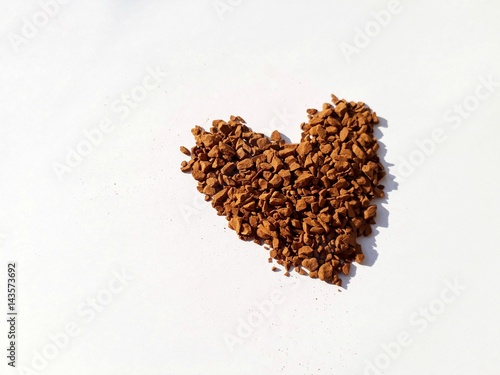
180,94,385,285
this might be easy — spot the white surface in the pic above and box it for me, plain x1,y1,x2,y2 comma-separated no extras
1,1,499,374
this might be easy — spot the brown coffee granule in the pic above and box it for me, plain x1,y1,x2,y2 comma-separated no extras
180,94,385,285
179,146,191,156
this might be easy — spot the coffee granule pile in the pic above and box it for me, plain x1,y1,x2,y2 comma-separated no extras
180,94,385,285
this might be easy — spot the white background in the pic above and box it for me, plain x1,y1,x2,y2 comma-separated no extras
1,1,499,374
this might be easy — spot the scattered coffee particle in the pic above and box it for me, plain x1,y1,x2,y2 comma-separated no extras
270,130,282,142
179,146,191,156
318,263,333,281
180,94,385,285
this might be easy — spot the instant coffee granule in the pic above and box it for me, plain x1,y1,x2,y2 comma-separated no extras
180,94,385,285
